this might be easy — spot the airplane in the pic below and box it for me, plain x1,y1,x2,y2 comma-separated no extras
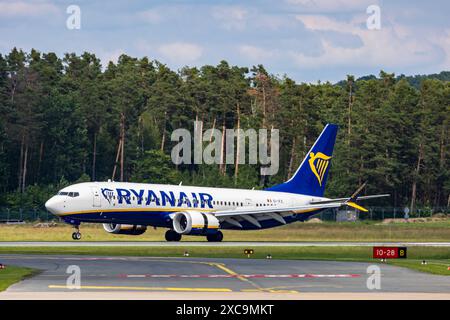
45,123,389,241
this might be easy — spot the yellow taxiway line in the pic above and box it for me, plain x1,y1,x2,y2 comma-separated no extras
48,285,232,292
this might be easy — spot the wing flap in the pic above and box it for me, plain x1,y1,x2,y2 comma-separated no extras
214,202,342,218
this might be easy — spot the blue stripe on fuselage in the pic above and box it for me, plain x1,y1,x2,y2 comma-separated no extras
61,208,324,230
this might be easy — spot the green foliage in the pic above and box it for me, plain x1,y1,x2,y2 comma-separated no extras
130,150,180,184
0,48,448,211
76,173,91,183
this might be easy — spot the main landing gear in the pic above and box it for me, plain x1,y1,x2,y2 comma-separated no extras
72,225,81,240
165,229,182,242
164,230,224,242
206,231,223,242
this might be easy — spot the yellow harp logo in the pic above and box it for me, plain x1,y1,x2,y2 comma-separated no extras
308,152,332,186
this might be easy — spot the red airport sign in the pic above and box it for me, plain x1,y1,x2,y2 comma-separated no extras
373,247,407,259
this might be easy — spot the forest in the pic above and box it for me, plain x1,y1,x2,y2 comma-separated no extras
0,48,448,213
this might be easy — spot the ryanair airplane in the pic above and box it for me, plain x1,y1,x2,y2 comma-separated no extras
45,124,388,241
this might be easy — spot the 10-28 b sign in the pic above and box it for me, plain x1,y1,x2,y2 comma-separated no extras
373,247,407,259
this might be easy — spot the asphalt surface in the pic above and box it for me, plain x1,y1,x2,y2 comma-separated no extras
0,254,449,299
1,241,449,247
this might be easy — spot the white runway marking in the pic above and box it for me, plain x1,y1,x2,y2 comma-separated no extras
118,273,361,278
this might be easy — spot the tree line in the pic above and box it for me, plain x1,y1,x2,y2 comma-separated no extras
0,48,448,212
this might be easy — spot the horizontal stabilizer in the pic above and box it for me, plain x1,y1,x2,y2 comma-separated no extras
309,194,390,205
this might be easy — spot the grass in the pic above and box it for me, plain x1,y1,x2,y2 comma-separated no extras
0,220,448,280
0,219,449,242
0,246,449,275
390,260,450,275
0,265,38,291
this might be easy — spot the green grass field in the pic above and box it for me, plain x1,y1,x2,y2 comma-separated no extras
0,246,449,275
1,219,449,242
0,265,37,291
0,219,447,290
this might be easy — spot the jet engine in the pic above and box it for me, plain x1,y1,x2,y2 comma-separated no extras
103,223,147,235
172,211,220,235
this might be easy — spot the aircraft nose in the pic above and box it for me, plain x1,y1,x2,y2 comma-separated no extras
45,197,60,215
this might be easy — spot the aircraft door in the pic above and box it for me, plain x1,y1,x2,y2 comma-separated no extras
91,187,101,207
245,198,253,207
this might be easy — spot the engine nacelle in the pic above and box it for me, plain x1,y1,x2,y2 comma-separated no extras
172,211,220,235
103,223,147,235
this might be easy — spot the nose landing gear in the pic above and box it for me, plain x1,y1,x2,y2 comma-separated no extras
71,226,81,240
62,218,82,241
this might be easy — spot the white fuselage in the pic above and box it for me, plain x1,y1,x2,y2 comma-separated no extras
45,181,327,229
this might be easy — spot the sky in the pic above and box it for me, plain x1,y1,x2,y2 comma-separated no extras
0,0,449,83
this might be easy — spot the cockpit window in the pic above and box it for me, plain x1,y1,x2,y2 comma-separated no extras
58,191,79,197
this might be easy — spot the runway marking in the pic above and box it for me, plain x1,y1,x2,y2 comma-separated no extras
48,285,232,292
207,262,266,292
119,274,361,279
241,289,299,293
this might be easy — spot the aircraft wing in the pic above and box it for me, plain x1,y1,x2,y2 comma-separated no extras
213,201,345,228
214,202,342,218
213,191,389,228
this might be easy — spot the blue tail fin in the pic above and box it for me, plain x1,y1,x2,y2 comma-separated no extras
266,124,338,197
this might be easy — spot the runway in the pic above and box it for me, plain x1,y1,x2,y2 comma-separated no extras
0,254,449,299
1,241,449,247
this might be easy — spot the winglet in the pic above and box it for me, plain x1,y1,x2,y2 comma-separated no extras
346,201,368,212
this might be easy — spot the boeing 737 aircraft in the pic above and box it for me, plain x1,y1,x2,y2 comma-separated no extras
45,124,388,241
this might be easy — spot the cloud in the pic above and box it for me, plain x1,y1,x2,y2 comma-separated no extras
239,45,276,61
286,0,378,13
429,28,450,70
157,42,203,64
98,49,125,67
292,14,442,69
296,14,360,32
212,6,248,30
138,9,163,24
0,1,59,17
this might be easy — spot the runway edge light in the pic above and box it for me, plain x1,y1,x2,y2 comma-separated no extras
244,249,254,258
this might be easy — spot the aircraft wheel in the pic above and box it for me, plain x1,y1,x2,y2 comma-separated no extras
72,232,81,240
165,230,182,242
207,231,223,242
173,232,182,241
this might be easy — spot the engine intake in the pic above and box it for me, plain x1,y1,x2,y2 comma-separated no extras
103,223,147,235
172,211,220,235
